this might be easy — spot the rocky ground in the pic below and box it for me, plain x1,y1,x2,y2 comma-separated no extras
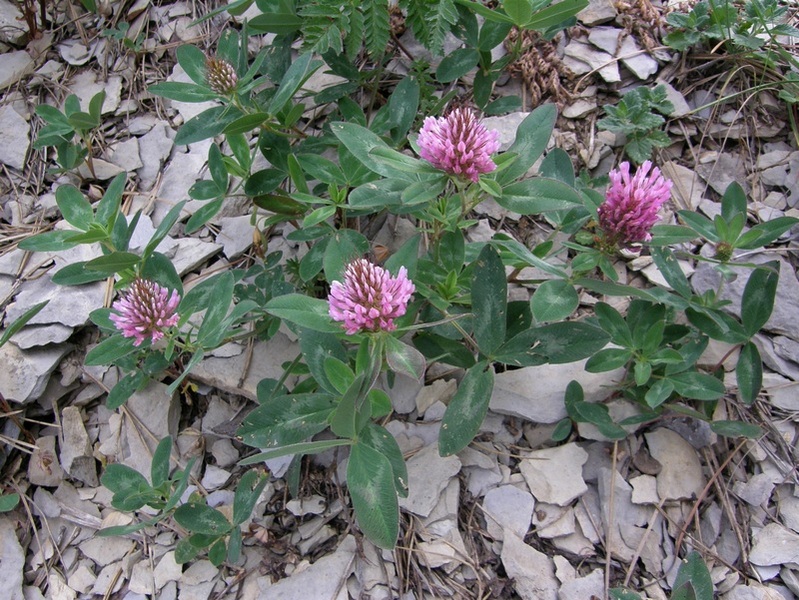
1,0,799,598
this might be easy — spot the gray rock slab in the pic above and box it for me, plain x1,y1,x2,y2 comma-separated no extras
661,160,705,210
519,443,588,506
59,406,97,486
692,255,799,342
563,40,620,83
216,215,254,259
0,517,25,600
0,104,29,170
750,523,799,567
79,536,135,567
577,0,617,25
695,152,749,196
0,0,25,44
500,531,558,600
481,112,533,151
721,584,786,599
0,342,71,404
150,141,212,226
11,323,73,349
483,485,534,541
77,158,126,181
490,360,624,424
263,535,357,600
399,444,461,518
558,568,604,600
767,380,799,411
0,51,34,89
597,467,650,562
657,80,691,117
136,122,174,190
191,333,298,401
589,29,659,79
68,71,122,115
107,138,143,172
646,428,705,501
117,381,180,476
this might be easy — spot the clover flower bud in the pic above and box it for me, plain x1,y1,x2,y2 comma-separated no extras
206,57,238,95
109,278,180,347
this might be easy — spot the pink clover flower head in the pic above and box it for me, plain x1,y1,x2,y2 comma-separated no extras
109,278,180,347
417,108,501,183
598,160,673,248
328,258,415,335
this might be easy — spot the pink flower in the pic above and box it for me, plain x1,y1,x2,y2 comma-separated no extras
417,108,501,183
598,161,673,248
109,278,180,346
328,259,415,335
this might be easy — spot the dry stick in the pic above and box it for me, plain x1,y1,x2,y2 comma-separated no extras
674,437,747,556
604,440,619,600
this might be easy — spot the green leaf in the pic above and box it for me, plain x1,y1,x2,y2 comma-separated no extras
95,173,126,228
499,178,583,214
497,104,557,184
297,154,346,186
495,321,610,366
503,0,532,25
0,300,49,348
174,502,232,535
720,181,747,221
244,168,286,197
56,185,93,231
323,229,369,284
347,442,399,549
51,261,110,286
385,336,426,381
436,48,479,82
671,551,714,600
644,377,674,408
388,76,420,139
85,334,139,366
736,342,762,405
471,244,507,357
101,463,150,507
237,393,337,449
149,82,218,102
331,122,412,180
360,423,409,498
741,263,779,337
298,329,348,394
0,493,20,512
237,438,352,465
323,357,356,395
735,217,798,249
530,279,579,322
224,112,271,135
18,230,82,252
594,302,633,347
175,106,242,146
678,210,719,242
525,0,588,30
196,271,234,346
585,348,632,372
651,247,692,298
709,420,761,439
151,437,172,487
329,373,366,439
85,251,140,274
140,252,183,296
176,45,208,86
439,361,495,455
233,471,268,525
649,224,698,246
669,371,726,400
268,53,323,115
609,589,643,600
106,371,147,410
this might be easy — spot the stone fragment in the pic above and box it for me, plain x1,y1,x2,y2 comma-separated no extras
597,467,650,562
519,443,588,506
482,112,537,151
59,406,97,486
66,562,96,594
696,152,749,196
558,568,604,600
263,536,357,599
399,444,461,518
0,517,25,600
491,361,624,424
28,435,64,487
588,28,659,79
0,51,34,88
500,532,558,600
0,343,71,404
645,428,705,501
69,71,123,115
563,40,620,83
416,379,456,416
483,485,534,541
200,465,230,490
136,122,174,190
107,138,143,172
0,105,29,170
0,0,26,44
79,536,135,567
749,523,799,568
721,584,787,599
630,474,659,505
78,158,126,181
577,0,617,25
216,216,254,259
11,323,73,350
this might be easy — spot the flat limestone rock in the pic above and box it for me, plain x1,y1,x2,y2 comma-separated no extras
491,361,624,424
0,104,29,170
0,51,34,89
28,435,64,487
500,531,559,600
483,485,534,541
0,342,71,404
399,444,461,518
749,523,799,568
59,406,97,486
0,517,25,600
645,428,705,501
263,535,357,600
519,443,588,506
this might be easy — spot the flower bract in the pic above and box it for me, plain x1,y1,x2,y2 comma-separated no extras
417,108,501,183
109,278,180,347
597,160,673,248
328,259,415,335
